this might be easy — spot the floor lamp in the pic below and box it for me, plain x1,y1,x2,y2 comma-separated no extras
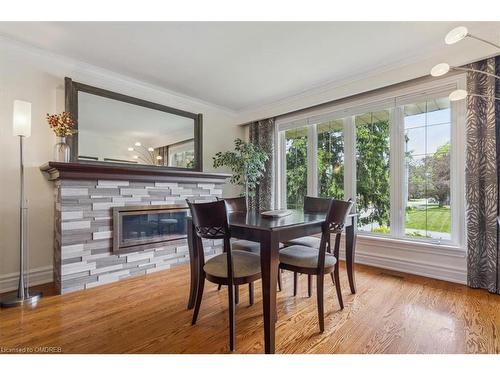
0,100,42,307
430,26,500,102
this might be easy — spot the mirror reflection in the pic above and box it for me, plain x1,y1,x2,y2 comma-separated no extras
77,92,195,168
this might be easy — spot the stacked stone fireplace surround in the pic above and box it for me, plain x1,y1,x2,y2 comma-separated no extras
53,178,225,294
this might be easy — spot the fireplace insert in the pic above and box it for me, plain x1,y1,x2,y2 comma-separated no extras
113,204,188,254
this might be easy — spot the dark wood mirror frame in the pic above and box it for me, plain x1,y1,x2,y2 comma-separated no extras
65,77,203,171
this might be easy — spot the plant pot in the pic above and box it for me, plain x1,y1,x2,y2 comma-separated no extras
54,136,70,162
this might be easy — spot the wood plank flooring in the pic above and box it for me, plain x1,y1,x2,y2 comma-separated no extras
1,262,500,354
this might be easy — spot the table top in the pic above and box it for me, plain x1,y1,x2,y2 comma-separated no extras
227,210,357,231
227,210,324,231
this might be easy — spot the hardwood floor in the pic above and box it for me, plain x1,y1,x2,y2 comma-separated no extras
1,262,500,354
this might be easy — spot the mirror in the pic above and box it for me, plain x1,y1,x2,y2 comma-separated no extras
65,78,202,170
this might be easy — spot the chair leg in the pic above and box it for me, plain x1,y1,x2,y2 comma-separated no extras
308,275,312,297
330,272,335,285
333,233,344,310
191,274,205,325
249,282,254,306
317,274,325,332
334,268,344,310
293,272,298,296
277,269,282,292
235,285,239,305
217,284,222,291
228,284,236,352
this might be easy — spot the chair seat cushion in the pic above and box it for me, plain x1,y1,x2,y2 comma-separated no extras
279,245,336,269
204,250,261,279
232,239,261,253
284,236,321,248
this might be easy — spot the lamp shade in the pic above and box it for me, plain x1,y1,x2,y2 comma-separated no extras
449,89,468,101
445,26,468,45
13,100,32,137
431,63,451,77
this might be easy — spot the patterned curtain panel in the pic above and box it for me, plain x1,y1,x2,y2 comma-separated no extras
249,118,275,211
466,56,500,294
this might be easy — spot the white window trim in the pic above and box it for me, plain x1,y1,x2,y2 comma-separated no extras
276,74,466,250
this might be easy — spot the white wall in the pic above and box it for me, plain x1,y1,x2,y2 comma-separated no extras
0,38,244,290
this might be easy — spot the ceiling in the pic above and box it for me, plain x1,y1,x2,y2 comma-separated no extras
0,22,499,111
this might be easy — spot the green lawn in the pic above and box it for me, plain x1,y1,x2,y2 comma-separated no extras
405,206,451,234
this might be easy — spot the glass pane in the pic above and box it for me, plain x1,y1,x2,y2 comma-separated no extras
404,98,451,241
285,127,308,210
317,119,344,199
122,210,187,244
405,126,426,156
355,110,391,234
404,101,427,129
426,123,451,155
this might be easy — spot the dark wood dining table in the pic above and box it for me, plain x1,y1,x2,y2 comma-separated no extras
186,209,358,354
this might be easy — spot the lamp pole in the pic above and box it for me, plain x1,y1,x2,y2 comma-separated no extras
1,101,42,308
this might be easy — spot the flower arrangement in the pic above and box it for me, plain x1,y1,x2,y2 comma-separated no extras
46,112,77,137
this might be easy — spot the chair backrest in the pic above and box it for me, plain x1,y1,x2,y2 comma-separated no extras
217,196,247,213
187,199,236,284
303,196,332,214
187,200,230,240
325,198,354,233
315,198,353,273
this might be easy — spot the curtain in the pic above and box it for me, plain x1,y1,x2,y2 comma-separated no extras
249,118,275,211
466,56,500,294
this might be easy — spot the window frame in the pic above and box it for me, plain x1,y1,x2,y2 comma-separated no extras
276,75,466,248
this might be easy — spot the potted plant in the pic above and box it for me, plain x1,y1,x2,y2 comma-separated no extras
213,138,269,201
46,112,77,162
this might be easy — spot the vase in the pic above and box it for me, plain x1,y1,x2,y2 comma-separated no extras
54,136,70,162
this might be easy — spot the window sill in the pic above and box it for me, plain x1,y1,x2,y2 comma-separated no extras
354,233,466,258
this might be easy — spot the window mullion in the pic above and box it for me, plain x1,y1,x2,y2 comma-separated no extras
278,131,287,209
343,117,356,204
390,107,404,238
307,123,318,197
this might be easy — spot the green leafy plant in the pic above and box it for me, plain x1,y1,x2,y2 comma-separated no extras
213,138,269,197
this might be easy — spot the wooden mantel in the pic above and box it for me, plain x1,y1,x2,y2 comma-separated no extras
40,161,231,184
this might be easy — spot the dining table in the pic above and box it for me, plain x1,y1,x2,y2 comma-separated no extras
186,209,358,354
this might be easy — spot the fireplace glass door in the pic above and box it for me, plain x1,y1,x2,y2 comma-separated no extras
114,206,188,253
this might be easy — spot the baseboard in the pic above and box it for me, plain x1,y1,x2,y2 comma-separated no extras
0,266,53,293
345,250,467,285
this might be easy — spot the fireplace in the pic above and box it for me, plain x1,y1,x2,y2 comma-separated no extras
113,204,189,254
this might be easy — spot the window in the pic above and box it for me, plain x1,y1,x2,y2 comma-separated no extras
355,110,391,234
317,119,344,199
403,98,451,240
277,77,465,247
285,127,308,210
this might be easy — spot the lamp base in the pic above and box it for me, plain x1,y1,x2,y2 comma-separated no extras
0,290,42,308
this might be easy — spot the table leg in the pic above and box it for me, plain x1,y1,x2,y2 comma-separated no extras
187,219,198,310
260,232,279,354
345,216,357,294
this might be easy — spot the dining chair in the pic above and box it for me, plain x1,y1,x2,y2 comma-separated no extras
283,196,333,297
218,197,261,253
217,196,282,295
279,198,354,332
188,200,262,351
